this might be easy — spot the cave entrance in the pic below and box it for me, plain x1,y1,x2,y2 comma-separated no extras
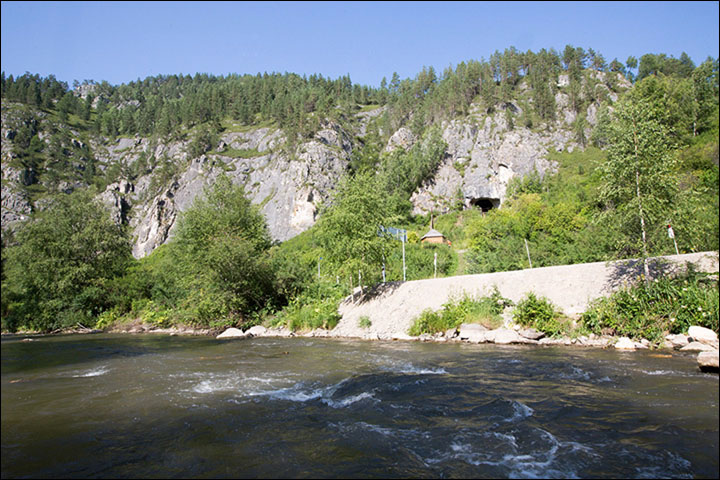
469,197,499,213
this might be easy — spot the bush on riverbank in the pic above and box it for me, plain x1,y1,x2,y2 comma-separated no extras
408,290,512,335
580,268,719,343
512,293,571,337
270,281,345,332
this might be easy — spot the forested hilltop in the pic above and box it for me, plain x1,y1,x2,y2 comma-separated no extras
1,46,718,340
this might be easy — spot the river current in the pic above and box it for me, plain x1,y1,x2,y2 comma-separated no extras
1,333,718,478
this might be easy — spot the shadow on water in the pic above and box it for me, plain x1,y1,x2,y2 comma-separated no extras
0,333,217,375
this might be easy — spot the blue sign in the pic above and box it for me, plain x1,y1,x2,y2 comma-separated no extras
379,225,407,242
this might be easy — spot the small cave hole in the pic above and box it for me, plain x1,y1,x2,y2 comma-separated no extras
469,198,499,213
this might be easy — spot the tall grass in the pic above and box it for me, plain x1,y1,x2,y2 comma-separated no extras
271,281,345,331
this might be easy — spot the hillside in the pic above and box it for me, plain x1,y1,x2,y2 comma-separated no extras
2,48,718,335
2,50,634,257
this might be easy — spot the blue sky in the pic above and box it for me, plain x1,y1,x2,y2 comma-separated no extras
1,1,718,88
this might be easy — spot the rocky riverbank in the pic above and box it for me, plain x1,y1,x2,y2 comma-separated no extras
6,319,716,372
214,323,719,373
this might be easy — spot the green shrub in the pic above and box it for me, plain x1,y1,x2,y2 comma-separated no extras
408,309,446,336
140,301,172,328
581,269,719,343
408,290,513,335
513,293,567,337
358,316,372,329
95,308,121,330
272,281,345,332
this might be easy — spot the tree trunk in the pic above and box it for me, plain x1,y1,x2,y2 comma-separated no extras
635,169,651,284
632,117,651,285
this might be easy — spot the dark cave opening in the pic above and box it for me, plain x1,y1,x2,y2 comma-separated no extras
469,198,499,213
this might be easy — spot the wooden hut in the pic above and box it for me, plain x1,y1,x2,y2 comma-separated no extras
420,228,447,244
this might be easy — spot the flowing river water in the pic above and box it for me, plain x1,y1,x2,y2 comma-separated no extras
1,333,718,479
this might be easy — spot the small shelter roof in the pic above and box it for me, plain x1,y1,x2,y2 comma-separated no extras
420,228,445,240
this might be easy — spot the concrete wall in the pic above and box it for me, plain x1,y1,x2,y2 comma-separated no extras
331,251,719,340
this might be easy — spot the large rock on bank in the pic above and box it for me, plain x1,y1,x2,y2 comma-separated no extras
688,326,719,348
697,350,719,372
216,328,248,339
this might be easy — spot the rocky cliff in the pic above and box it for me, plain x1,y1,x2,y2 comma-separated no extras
1,71,629,258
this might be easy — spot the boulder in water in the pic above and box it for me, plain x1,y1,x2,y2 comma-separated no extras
697,350,719,372
216,328,247,339
665,333,690,349
246,326,268,337
518,328,544,340
459,323,489,343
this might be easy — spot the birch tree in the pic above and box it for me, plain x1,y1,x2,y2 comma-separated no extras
599,96,677,283
315,171,392,289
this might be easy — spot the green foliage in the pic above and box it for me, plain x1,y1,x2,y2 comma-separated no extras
187,124,219,158
581,268,719,343
385,242,456,281
598,91,678,262
358,316,372,329
140,301,172,328
506,168,543,198
2,190,132,332
513,293,568,337
378,125,447,204
637,52,696,82
465,148,607,274
315,171,392,286
94,307,121,330
408,309,445,336
272,281,344,332
155,175,279,328
408,291,512,336
2,49,717,337
349,130,381,174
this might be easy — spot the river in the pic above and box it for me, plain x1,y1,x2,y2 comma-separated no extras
1,333,718,478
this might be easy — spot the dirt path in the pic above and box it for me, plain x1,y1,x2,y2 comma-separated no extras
330,251,719,340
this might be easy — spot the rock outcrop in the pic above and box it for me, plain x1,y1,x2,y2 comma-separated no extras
1,74,624,258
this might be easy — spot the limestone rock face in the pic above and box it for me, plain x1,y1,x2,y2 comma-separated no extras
409,111,571,215
384,127,416,153
1,80,624,259
85,122,350,257
99,180,133,225
1,181,32,227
